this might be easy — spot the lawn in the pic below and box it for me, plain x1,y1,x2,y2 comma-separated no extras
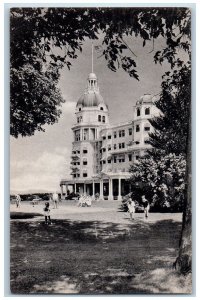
10,201,192,294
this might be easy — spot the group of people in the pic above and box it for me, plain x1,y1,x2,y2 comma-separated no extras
126,195,150,221
77,194,92,207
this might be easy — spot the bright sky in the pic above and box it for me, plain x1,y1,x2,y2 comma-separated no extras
10,33,170,194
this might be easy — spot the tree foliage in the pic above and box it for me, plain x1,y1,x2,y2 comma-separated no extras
10,7,191,137
129,154,186,212
148,64,191,156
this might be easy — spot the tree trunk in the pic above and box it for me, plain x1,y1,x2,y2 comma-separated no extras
175,97,192,275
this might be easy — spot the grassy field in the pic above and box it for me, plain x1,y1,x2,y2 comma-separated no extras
10,200,192,294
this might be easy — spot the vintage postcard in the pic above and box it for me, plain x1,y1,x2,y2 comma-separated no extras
10,6,192,295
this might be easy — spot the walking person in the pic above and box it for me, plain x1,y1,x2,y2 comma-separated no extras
43,202,52,225
52,191,59,209
142,195,150,219
127,198,136,220
15,194,21,208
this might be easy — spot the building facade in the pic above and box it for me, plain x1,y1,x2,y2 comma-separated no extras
60,72,160,200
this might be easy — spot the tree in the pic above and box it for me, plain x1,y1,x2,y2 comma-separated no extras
148,64,191,156
11,7,192,274
129,153,186,212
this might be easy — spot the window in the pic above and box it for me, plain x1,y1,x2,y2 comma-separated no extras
129,128,132,135
122,130,125,137
136,125,140,132
108,135,111,139
98,115,101,122
108,145,111,151
119,143,122,149
144,126,150,131
145,107,150,115
119,155,125,163
135,141,140,145
103,136,106,140
100,107,104,111
137,108,140,116
83,149,88,154
114,144,117,150
77,174,80,177
119,130,122,137
79,107,81,111
144,139,149,144
103,160,106,164
136,156,140,160
108,159,111,164
114,156,117,163
103,148,106,152
122,143,125,148
114,131,117,138
75,131,80,141
83,161,87,165
102,116,105,123
83,173,88,177
128,154,132,161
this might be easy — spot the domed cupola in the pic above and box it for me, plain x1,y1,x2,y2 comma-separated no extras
77,72,107,108
136,94,153,105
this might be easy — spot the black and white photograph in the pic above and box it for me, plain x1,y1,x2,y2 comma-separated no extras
9,5,192,295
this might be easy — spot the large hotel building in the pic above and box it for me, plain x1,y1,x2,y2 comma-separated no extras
60,72,160,200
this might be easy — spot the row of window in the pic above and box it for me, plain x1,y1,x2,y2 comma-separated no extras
137,107,150,116
102,125,150,140
72,149,88,155
100,153,140,164
73,173,88,178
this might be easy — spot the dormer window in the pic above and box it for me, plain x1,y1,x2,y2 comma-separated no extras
79,107,81,111
100,107,104,111
137,108,140,116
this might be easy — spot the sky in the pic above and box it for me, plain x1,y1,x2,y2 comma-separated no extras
10,32,170,194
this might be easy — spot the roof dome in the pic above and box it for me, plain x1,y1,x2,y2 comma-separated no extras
136,94,153,105
88,72,97,80
77,91,104,107
76,72,108,108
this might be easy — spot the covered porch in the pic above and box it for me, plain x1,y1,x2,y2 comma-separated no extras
60,172,131,201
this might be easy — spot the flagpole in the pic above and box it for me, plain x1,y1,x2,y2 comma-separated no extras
92,42,93,73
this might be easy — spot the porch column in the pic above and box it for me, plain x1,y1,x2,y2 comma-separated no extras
118,178,122,201
92,181,95,198
100,180,103,200
108,178,113,200
74,183,77,194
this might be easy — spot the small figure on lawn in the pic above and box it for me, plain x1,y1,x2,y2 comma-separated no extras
43,202,52,225
15,194,21,208
127,198,136,220
142,195,150,219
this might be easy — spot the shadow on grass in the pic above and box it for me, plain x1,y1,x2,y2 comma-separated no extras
10,212,43,219
10,217,183,294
